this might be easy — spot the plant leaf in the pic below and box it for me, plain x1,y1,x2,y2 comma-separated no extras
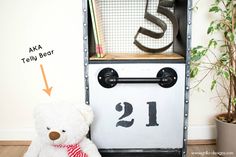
209,6,221,13
207,26,214,34
211,80,217,91
190,67,199,78
226,32,234,42
208,39,217,48
233,98,236,106
223,71,229,79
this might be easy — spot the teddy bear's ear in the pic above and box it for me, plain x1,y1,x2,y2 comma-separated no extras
77,104,94,125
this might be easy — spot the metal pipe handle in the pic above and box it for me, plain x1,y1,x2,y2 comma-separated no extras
98,67,177,88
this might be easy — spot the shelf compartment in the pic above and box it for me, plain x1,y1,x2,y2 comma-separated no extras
89,53,184,61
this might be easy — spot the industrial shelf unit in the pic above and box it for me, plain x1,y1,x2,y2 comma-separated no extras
82,0,192,156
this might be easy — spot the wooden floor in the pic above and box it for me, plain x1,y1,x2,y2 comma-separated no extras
0,145,216,157
0,146,28,157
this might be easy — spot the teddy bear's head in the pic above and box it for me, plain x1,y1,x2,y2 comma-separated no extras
34,102,93,145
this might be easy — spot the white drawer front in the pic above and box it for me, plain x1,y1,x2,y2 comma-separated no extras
89,63,185,149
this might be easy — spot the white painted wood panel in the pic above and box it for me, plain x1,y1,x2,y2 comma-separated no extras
89,63,185,149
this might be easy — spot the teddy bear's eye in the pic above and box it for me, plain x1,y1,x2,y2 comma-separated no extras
46,127,51,130
62,130,66,133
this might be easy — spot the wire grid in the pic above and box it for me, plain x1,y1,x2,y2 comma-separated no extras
98,0,174,54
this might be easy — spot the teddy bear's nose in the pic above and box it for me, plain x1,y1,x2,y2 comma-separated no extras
49,131,60,141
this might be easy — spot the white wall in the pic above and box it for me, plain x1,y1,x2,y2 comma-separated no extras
189,0,221,140
0,0,84,140
0,0,217,140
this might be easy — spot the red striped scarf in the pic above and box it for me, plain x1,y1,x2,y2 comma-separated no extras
53,144,88,157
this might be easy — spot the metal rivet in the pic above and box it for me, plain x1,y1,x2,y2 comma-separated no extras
184,139,187,142
186,74,190,77
186,86,189,90
185,113,188,117
85,75,88,78
188,21,191,25
188,35,191,39
84,36,87,40
186,100,189,104
83,23,87,26
183,151,186,154
84,63,88,66
83,9,86,12
85,86,89,90
84,48,87,52
184,126,187,130
85,101,89,104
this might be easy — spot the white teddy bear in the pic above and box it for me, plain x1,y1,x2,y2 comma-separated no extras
24,102,101,157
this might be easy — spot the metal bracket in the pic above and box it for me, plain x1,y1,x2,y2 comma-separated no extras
98,67,177,88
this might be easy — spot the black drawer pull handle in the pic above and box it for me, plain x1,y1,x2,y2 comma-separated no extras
98,67,177,88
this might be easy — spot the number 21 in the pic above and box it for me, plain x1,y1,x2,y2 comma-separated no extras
115,101,159,128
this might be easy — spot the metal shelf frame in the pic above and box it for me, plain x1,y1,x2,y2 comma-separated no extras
82,0,192,156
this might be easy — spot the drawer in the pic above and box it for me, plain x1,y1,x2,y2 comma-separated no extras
88,63,185,149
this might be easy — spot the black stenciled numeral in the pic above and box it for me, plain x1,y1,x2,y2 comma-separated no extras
146,101,159,127
115,102,134,128
115,101,159,127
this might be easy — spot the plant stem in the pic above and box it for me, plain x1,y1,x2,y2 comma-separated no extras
191,67,214,89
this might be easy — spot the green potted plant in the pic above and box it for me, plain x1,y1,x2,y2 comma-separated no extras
191,0,236,155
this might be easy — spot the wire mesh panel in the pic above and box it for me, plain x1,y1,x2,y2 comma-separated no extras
98,0,174,54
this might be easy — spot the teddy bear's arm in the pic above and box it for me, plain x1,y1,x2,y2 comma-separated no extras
24,138,42,157
80,138,102,157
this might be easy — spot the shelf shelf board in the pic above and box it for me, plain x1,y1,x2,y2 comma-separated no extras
90,53,184,61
